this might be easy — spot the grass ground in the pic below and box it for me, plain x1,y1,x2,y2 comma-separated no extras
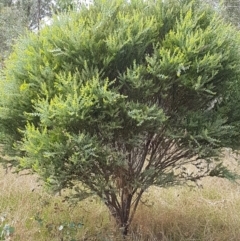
1,155,240,240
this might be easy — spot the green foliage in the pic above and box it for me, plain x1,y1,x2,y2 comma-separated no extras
34,212,84,241
1,0,240,235
55,0,83,12
0,214,14,240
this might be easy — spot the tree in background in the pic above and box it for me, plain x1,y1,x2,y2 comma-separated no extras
209,0,240,27
1,0,240,236
55,0,93,12
0,0,49,65
0,0,27,60
221,0,240,26
0,0,91,63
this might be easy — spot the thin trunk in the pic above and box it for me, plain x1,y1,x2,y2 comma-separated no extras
106,189,133,237
37,0,41,31
119,188,134,236
120,188,132,236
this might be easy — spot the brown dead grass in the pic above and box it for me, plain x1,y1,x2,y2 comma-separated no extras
0,150,240,240
132,177,240,240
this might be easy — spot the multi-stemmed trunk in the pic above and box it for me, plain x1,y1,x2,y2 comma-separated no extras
104,186,144,238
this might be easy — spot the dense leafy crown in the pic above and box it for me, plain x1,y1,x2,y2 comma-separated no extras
1,0,240,194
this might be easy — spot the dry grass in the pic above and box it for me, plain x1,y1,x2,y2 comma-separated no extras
0,167,116,241
132,178,240,241
1,154,240,240
0,168,44,240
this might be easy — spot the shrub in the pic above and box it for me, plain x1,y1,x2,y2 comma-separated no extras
1,0,240,236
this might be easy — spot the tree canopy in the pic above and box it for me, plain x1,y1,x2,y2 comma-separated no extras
1,0,240,236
